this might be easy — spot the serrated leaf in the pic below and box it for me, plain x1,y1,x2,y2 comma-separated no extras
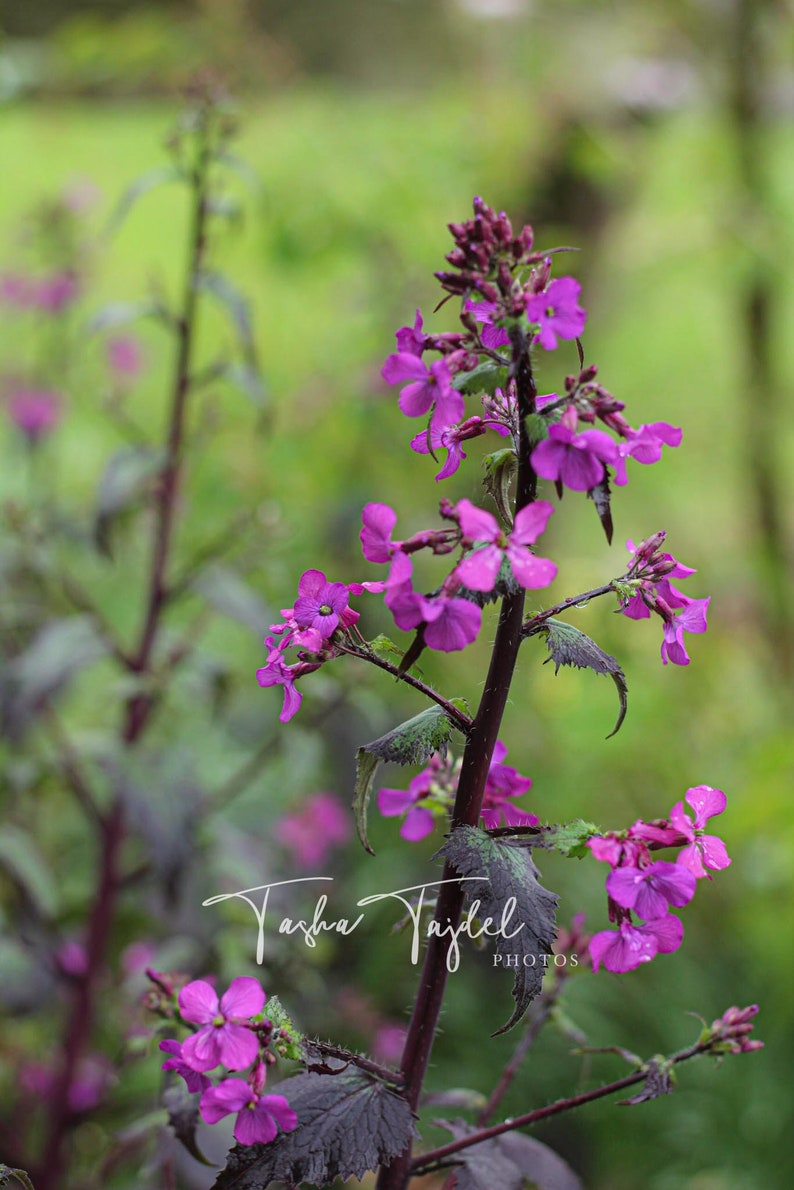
162,1082,214,1167
107,164,186,234
364,705,457,766
210,1066,416,1189
540,820,600,859
191,564,271,633
94,446,165,557
353,748,380,856
588,475,613,544
0,826,59,919
436,826,557,1034
527,618,627,738
452,361,508,395
436,1120,583,1190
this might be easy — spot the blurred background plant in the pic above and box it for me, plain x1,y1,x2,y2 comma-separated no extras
0,0,792,1187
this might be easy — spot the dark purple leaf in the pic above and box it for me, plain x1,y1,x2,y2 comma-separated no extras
436,1119,583,1190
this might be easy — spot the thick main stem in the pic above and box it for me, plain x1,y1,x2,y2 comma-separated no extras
377,330,538,1190
36,130,212,1190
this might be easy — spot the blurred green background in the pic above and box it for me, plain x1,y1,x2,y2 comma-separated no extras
1,1,792,1188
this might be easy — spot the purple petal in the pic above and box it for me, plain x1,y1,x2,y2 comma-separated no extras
560,449,606,492
456,498,499,543
398,379,434,419
200,1079,251,1123
235,1104,277,1146
423,598,482,652
378,787,419,817
361,503,398,563
507,548,557,590
698,833,731,872
589,922,658,973
182,1027,223,1072
401,806,435,841
220,976,266,1020
178,980,219,1025
456,545,503,592
382,352,428,385
685,784,726,826
637,914,684,954
260,1093,298,1133
297,569,327,600
510,500,554,547
217,1023,259,1071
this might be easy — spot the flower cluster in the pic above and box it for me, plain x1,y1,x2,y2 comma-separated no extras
588,785,730,973
617,532,711,665
150,974,297,1147
378,742,537,841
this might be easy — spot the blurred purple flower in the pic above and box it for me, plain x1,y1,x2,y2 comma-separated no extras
107,334,143,380
160,1038,212,1094
481,741,537,829
6,387,62,441
275,793,351,868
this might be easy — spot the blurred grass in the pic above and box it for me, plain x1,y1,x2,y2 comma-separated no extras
1,86,792,1188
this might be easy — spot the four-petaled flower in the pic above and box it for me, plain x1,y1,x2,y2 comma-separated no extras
530,408,618,492
200,1079,297,1146
526,277,587,350
292,569,358,639
455,498,557,592
159,1038,211,1094
607,860,696,919
670,785,731,878
589,914,684,973
275,793,351,868
179,977,265,1072
381,353,464,432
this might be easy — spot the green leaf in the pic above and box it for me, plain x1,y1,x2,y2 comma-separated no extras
482,448,517,528
264,995,304,1062
452,360,508,395
363,704,458,766
540,819,601,859
353,748,380,856
94,447,165,557
527,618,627,738
211,1065,416,1189
436,825,558,1034
107,164,186,234
369,633,423,677
433,1120,583,1190
0,825,59,919
191,564,271,633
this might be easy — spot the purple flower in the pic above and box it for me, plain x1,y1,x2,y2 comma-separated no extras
395,309,430,356
464,298,510,349
35,271,79,313
670,785,731,878
275,793,351,867
613,421,682,486
381,353,464,432
526,277,587,350
200,1078,297,1146
360,503,400,563
107,334,143,379
410,416,487,481
660,597,710,665
160,1038,212,1093
179,977,265,1072
292,569,358,639
606,860,696,919
423,594,482,652
481,741,537,829
6,387,62,441
384,552,426,631
378,779,437,842
455,498,557,592
257,650,304,723
589,914,684,973
530,410,618,492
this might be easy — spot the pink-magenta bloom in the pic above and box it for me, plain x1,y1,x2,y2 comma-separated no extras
107,334,143,379
670,785,731,878
361,503,400,563
660,597,710,665
6,387,61,441
455,498,557,592
464,298,510,349
613,421,682,486
275,793,350,867
160,1038,212,1093
395,309,430,357
381,353,464,432
200,1079,297,1146
35,271,79,313
378,777,437,842
589,914,684,973
293,569,358,639
606,860,696,919
423,592,482,653
526,277,587,350
410,416,487,481
481,741,537,829
531,413,618,492
256,650,304,723
384,552,426,631
179,977,265,1072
